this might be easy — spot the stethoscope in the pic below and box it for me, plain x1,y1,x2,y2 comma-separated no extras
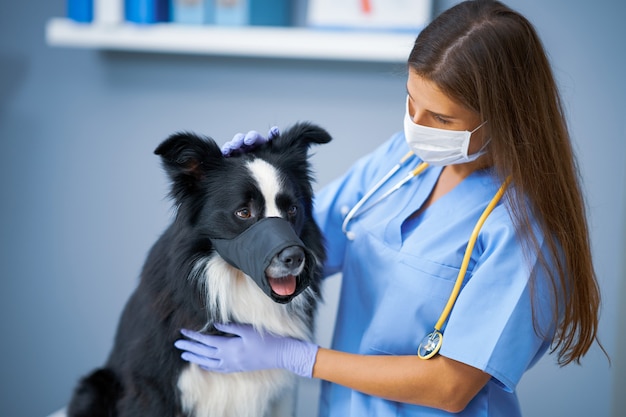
341,150,510,359
341,151,428,240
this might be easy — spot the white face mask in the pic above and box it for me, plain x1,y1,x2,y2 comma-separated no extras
403,97,488,166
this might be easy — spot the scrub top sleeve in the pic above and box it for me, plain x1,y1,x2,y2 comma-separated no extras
439,208,556,392
313,132,411,277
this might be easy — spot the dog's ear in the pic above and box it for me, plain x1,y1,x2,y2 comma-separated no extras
271,122,332,156
154,132,223,200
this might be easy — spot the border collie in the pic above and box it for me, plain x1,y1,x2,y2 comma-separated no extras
67,123,332,417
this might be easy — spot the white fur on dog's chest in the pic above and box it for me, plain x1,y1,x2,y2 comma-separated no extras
178,365,294,417
180,257,312,417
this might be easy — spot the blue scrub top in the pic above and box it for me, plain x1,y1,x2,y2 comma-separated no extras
313,132,556,417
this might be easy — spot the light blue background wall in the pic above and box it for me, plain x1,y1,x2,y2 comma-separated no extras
0,1,624,416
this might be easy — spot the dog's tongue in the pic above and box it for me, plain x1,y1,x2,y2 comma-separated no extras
268,275,297,296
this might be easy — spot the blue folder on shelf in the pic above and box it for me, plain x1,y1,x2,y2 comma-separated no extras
126,0,169,24
67,0,93,23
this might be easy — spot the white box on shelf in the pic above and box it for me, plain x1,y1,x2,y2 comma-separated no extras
307,0,431,33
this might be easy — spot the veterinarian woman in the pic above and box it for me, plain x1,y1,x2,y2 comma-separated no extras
175,1,604,415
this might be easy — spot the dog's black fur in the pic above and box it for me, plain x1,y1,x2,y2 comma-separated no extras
67,123,331,417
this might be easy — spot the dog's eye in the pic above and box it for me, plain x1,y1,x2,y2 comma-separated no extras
235,208,252,219
287,205,298,217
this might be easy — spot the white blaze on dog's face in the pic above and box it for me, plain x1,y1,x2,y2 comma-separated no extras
244,158,305,297
246,158,282,217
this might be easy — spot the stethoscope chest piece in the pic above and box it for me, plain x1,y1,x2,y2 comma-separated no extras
418,330,443,360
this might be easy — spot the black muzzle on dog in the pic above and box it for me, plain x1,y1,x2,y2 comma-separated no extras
211,217,310,304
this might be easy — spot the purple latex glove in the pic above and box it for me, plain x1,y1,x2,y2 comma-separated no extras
174,323,319,378
221,126,280,157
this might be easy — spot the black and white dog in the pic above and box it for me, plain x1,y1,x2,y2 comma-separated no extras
67,123,331,417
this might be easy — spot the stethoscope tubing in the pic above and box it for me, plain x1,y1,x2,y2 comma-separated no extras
417,176,509,359
433,176,511,331
341,151,421,237
362,162,429,217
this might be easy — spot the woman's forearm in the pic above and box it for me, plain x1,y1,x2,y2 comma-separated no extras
312,347,491,413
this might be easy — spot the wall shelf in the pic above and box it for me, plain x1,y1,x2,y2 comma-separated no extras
45,18,416,63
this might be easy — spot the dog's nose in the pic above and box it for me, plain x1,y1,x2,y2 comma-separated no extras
278,246,305,268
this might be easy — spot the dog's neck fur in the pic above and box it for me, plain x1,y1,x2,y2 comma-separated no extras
194,255,313,340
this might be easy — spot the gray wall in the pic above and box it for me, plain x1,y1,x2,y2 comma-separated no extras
0,1,624,416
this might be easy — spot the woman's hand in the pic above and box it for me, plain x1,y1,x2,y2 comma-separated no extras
174,322,318,377
221,126,280,157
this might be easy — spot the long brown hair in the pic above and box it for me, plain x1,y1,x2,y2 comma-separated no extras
408,0,602,365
